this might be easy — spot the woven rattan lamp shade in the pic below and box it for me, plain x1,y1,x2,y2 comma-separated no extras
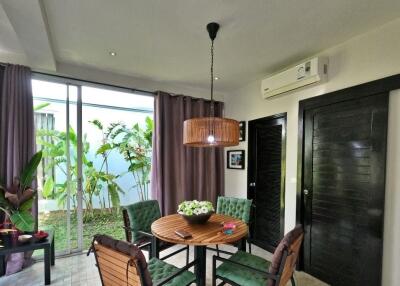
183,117,240,147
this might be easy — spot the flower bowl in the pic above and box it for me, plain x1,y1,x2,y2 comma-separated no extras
178,200,215,225
181,212,213,224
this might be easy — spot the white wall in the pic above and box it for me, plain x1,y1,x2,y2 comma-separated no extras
224,17,400,286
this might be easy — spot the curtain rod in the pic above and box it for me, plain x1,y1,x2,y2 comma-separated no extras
0,62,155,97
0,62,218,102
34,70,155,97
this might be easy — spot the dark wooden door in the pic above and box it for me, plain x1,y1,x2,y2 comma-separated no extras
248,113,286,252
302,94,388,286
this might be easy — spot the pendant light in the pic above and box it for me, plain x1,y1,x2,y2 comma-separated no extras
183,22,240,147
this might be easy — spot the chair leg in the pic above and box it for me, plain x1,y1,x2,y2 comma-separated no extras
248,241,252,254
212,256,216,286
291,274,296,286
186,245,189,265
216,244,220,257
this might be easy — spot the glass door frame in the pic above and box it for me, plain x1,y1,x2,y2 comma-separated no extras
65,83,84,254
32,72,154,255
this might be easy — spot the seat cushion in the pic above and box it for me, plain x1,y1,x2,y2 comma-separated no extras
216,251,270,286
148,258,195,286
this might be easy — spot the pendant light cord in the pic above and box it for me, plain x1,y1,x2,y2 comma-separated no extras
210,39,215,117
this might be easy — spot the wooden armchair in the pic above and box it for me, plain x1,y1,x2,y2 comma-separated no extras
212,225,304,286
89,234,196,286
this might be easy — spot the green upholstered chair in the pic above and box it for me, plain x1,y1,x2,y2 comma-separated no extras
216,196,252,224
122,200,189,263
214,196,253,254
90,234,196,286
212,225,304,286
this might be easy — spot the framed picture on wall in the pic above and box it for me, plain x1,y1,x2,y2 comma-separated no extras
227,150,245,169
239,121,246,141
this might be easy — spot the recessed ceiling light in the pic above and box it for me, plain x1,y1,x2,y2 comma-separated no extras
214,76,219,80
109,51,117,56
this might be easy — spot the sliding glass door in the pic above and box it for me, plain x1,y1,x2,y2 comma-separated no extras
33,80,83,255
80,86,153,249
32,76,153,255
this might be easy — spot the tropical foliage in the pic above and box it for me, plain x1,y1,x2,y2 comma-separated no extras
36,115,153,219
106,117,153,201
0,151,43,231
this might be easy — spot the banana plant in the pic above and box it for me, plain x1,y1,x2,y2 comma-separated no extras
107,116,153,201
37,123,124,218
0,151,42,232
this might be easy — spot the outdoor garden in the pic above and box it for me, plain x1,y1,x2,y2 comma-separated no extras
36,110,153,252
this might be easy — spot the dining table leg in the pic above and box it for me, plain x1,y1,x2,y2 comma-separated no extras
194,245,206,286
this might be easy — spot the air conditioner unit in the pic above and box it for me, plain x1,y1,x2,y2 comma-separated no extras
261,57,328,99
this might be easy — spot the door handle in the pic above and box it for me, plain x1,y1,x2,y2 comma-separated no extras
304,189,309,195
249,182,256,187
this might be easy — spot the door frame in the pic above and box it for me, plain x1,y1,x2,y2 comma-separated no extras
248,112,287,252
296,73,400,270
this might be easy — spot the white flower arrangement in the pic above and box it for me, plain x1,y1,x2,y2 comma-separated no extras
177,200,214,216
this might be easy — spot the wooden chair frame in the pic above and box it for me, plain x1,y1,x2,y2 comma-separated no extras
89,239,197,286
212,251,295,286
211,234,303,286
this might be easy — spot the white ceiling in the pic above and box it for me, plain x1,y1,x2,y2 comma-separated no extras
1,0,400,92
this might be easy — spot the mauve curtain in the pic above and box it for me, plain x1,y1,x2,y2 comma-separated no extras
151,91,224,215
0,64,35,188
0,64,36,275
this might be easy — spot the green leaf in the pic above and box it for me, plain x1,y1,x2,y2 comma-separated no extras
34,102,50,111
19,197,34,212
0,187,11,209
10,210,34,232
20,151,43,189
89,119,103,130
145,116,153,131
108,184,120,208
96,143,112,155
42,177,54,198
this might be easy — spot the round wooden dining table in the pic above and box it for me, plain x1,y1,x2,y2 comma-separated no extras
151,213,248,286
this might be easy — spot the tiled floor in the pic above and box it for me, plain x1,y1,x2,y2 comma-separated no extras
0,244,328,286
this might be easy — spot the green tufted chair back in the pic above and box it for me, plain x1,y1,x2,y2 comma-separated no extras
216,196,253,224
123,200,162,243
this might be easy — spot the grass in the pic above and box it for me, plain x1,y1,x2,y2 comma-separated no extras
38,209,125,254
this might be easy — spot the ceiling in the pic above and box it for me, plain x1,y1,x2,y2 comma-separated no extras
1,0,400,93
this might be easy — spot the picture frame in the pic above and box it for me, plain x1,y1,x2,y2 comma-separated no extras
239,121,246,141
227,150,245,169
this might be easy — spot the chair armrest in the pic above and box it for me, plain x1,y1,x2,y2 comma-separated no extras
138,230,154,237
137,241,151,249
213,255,278,280
154,260,197,286
121,227,153,238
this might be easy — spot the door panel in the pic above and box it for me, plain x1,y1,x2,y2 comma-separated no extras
248,114,286,252
302,94,388,286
